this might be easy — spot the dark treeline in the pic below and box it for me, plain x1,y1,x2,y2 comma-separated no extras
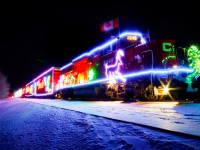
0,70,10,99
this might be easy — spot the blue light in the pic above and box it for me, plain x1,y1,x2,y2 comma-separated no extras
26,67,54,86
57,67,193,90
60,31,146,64
60,63,72,71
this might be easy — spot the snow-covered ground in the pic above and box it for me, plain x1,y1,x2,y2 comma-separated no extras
23,98,200,137
0,98,200,150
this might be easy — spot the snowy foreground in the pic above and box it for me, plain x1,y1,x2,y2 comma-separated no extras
24,98,200,137
0,98,200,150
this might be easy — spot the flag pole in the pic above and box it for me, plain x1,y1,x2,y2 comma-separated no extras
148,29,150,42
118,18,121,37
117,18,121,49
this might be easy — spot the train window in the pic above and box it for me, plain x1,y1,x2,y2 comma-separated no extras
102,43,117,56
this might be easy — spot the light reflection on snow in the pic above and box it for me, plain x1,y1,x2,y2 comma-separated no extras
23,98,200,137
136,102,179,108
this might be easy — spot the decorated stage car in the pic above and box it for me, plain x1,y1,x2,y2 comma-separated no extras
14,31,200,101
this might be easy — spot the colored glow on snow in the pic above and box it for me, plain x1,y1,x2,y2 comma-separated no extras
140,102,179,108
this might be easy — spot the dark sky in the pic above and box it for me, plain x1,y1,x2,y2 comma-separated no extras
0,1,199,93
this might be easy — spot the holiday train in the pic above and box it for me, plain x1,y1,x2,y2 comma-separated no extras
14,31,200,101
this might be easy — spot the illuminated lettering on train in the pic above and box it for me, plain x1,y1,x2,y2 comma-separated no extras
127,35,138,41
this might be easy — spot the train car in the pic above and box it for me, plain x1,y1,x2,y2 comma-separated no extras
55,31,198,101
14,30,200,101
24,67,61,98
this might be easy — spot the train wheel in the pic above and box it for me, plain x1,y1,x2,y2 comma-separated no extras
144,85,155,100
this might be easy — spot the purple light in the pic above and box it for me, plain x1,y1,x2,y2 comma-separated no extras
105,49,126,83
25,92,54,97
69,31,146,62
26,67,54,86
26,66,60,96
60,63,72,71
58,78,108,90
57,67,193,90
22,30,194,97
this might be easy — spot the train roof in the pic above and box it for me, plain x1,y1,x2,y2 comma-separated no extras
26,67,60,86
60,31,146,71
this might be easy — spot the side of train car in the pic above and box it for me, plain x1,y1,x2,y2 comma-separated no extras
14,67,61,99
14,31,200,101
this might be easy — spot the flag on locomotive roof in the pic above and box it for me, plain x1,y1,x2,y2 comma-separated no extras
100,18,119,32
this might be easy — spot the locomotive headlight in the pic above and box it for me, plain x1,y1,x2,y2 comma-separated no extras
157,78,171,96
163,86,169,94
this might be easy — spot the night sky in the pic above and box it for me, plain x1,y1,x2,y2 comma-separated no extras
0,1,199,93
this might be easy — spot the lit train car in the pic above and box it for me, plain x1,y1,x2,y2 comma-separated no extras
24,67,61,98
15,30,200,101
55,31,195,101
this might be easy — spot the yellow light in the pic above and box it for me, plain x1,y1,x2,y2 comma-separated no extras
163,87,169,94
139,101,179,108
127,35,137,41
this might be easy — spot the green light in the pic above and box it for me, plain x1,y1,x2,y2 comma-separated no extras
46,75,51,89
162,55,176,64
186,45,200,74
186,45,200,84
162,42,174,52
88,69,96,81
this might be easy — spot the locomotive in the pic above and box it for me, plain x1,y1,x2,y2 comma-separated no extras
14,30,200,101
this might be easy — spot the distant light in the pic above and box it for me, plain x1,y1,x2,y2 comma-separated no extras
14,88,22,97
